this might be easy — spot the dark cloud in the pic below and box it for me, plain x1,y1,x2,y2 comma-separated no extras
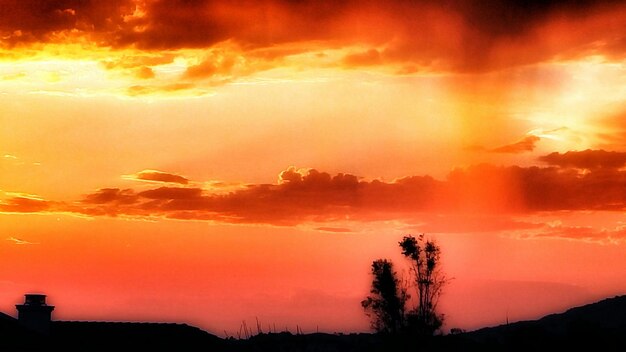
2,1,626,73
115,0,358,50
4,152,626,225
0,196,51,213
0,0,133,45
453,0,618,38
504,165,626,211
490,135,541,153
138,187,202,200
342,0,626,72
539,149,626,169
126,170,190,184
82,188,138,204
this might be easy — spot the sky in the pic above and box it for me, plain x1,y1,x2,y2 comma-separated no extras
2,0,626,334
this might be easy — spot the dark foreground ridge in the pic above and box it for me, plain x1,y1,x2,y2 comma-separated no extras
3,294,626,351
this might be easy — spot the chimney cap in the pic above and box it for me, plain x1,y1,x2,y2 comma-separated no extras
23,294,48,306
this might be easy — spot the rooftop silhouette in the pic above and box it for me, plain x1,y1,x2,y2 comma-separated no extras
2,293,222,351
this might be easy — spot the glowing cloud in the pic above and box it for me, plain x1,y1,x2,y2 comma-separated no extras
123,170,190,185
6,237,38,245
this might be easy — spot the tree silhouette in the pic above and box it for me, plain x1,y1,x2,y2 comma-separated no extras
399,234,445,335
361,259,408,334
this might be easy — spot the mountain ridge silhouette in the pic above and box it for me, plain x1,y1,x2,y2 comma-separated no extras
451,295,626,351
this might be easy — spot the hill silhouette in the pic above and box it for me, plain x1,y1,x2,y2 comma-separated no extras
449,295,626,351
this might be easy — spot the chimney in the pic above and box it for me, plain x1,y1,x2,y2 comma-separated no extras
16,294,55,335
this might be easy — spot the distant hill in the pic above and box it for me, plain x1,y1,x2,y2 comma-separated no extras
452,295,626,351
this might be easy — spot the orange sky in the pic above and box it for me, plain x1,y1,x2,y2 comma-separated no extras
2,0,626,334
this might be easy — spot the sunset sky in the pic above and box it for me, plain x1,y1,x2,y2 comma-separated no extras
2,0,626,334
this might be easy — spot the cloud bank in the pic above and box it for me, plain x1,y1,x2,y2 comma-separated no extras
2,0,626,74
2,150,626,227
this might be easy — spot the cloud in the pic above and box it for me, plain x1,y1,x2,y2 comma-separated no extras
112,0,359,50
0,0,134,46
100,53,177,70
125,83,200,96
183,52,240,80
82,188,138,205
342,49,382,67
490,135,541,154
410,214,544,234
135,66,155,79
4,152,626,226
314,227,353,233
6,237,38,245
596,110,626,148
346,1,626,72
123,169,189,184
515,223,626,244
138,187,202,200
472,128,570,155
2,72,27,80
0,195,51,213
3,1,626,74
180,43,283,84
539,149,626,169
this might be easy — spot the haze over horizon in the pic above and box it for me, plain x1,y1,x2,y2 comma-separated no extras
2,0,626,335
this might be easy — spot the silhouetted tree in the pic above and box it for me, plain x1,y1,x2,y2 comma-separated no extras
361,259,408,334
400,234,445,335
